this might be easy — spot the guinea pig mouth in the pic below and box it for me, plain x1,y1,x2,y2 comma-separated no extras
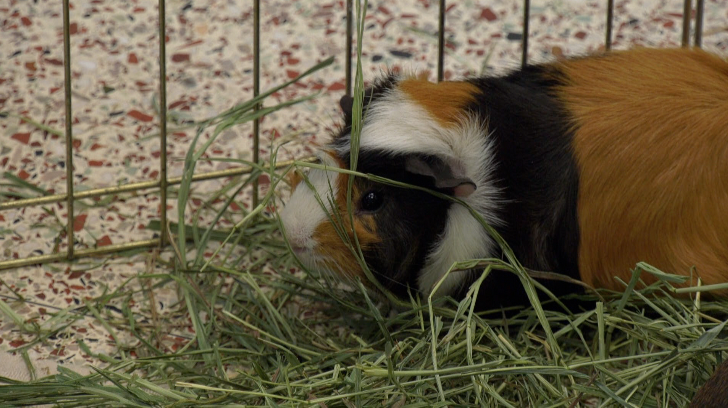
289,246,325,269
289,244,307,255
290,247,357,279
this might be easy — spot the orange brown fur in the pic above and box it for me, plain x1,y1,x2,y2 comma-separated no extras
310,156,380,281
288,169,303,191
397,77,479,127
556,48,728,293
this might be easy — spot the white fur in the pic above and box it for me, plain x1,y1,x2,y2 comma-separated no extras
279,154,341,254
417,121,502,296
337,86,502,296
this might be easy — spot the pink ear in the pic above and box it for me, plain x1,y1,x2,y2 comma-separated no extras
405,156,477,198
453,182,477,198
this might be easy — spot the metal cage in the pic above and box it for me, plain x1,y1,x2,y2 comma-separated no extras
0,0,709,271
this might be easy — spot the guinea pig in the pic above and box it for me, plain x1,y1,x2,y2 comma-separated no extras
279,47,728,308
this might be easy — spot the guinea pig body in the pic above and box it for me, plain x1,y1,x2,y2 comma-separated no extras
279,47,728,306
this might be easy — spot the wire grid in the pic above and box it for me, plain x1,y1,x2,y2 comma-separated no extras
0,0,708,272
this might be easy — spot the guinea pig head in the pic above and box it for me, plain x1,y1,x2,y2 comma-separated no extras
279,151,477,298
280,74,500,298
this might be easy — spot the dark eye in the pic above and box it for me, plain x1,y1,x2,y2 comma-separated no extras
360,190,384,212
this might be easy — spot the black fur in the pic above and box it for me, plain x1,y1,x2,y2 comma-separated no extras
334,76,466,296
342,150,455,297
463,65,582,309
333,65,584,310
334,74,400,144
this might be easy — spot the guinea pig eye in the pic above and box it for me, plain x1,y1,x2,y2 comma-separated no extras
360,190,384,212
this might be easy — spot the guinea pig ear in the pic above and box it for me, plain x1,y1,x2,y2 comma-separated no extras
340,89,375,116
405,156,477,198
339,94,353,114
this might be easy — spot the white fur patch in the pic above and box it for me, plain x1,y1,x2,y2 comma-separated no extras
417,120,502,296
279,154,341,255
338,86,502,297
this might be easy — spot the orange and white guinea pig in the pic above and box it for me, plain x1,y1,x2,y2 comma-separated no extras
279,47,728,308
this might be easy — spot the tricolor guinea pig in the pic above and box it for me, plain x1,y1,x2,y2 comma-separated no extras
279,47,728,308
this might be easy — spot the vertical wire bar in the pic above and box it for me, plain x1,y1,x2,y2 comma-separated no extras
437,0,445,82
252,0,260,207
345,0,353,96
694,0,704,47
521,0,530,67
605,0,614,51
682,0,692,47
158,0,168,247
62,0,75,260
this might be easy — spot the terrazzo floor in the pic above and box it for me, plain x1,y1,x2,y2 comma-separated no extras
1,0,728,381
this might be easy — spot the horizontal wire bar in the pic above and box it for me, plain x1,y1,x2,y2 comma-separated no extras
0,158,313,211
0,239,159,271
0,157,316,270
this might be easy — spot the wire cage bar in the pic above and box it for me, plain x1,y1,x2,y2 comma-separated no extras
0,0,711,272
695,0,705,47
346,0,354,95
522,0,531,67
683,0,693,46
252,0,261,208
438,0,446,81
158,0,169,248
605,0,615,51
61,0,75,260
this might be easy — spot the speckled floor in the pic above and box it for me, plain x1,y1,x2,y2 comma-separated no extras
1,0,727,380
